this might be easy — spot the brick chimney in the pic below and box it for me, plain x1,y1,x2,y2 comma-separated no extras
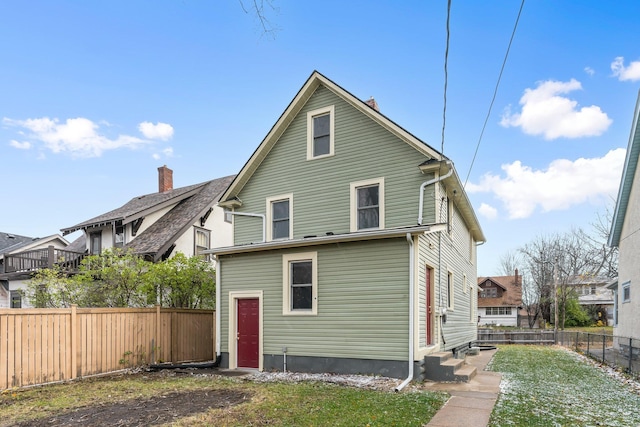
365,97,380,112
515,268,520,285
158,165,173,193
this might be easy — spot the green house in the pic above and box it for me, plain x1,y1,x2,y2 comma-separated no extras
208,71,485,383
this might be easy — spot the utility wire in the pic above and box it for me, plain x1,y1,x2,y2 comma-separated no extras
463,0,526,187
441,0,452,158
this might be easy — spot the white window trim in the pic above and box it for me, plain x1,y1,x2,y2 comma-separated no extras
447,269,455,311
282,252,318,316
622,281,631,303
307,105,335,160
266,194,293,242
350,177,385,232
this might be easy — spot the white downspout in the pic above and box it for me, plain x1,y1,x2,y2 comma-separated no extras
395,232,415,392
418,160,453,225
214,255,221,363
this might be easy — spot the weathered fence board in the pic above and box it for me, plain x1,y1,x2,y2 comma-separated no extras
476,329,556,345
0,307,215,390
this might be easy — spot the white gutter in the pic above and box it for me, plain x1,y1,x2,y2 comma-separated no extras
418,160,453,225
225,211,266,243
395,232,415,392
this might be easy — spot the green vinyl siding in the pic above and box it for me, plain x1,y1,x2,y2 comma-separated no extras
234,85,436,245
220,238,410,360
416,184,477,350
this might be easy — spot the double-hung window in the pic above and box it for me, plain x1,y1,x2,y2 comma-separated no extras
114,220,125,248
622,281,631,303
195,228,211,260
266,194,293,241
307,106,335,159
282,252,317,315
90,231,102,255
350,178,385,232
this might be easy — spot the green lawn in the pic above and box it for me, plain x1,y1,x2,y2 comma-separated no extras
488,345,640,426
0,373,447,426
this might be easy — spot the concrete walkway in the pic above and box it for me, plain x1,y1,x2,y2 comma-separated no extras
422,349,501,427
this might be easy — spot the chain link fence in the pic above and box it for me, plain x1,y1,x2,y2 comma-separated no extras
558,331,640,380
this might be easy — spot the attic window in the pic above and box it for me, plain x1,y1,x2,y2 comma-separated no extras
307,105,335,160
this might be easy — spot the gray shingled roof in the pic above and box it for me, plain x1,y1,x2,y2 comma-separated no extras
125,175,235,261
61,182,208,235
0,232,35,255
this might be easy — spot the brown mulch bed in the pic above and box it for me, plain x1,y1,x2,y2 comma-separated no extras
13,388,249,427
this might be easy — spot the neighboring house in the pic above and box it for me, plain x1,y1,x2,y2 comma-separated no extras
60,166,235,262
0,166,235,308
207,71,485,381
564,275,614,325
0,233,71,308
477,270,523,327
609,90,640,345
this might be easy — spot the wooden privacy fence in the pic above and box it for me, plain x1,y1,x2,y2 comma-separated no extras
0,306,215,390
476,329,556,345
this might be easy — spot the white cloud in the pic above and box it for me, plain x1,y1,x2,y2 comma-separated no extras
584,66,595,76
467,149,626,219
152,147,174,160
500,79,612,139
9,140,31,150
138,121,174,140
3,117,148,158
478,203,498,220
611,56,640,81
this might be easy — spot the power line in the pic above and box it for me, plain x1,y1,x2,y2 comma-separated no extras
441,0,452,158
463,0,526,188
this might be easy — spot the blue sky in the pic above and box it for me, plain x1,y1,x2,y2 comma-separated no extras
1,1,639,276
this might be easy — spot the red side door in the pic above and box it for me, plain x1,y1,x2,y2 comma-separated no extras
237,298,259,368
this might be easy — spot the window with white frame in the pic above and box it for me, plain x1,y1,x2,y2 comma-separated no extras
447,270,454,310
622,281,631,303
486,307,512,315
114,220,125,248
266,194,293,241
350,178,385,232
307,105,335,159
195,228,211,259
282,252,317,315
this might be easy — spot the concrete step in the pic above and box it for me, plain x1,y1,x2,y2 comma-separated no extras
421,351,476,383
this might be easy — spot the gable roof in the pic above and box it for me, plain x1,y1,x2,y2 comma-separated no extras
126,175,235,261
0,233,69,256
609,90,640,247
477,273,523,307
61,174,235,262
219,70,485,242
0,232,34,254
61,182,208,235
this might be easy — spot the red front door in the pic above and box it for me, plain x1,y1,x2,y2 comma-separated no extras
426,267,433,345
237,298,259,368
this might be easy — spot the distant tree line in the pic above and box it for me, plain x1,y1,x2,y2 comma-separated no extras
23,249,215,309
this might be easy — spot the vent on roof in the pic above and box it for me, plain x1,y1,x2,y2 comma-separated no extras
7,234,14,239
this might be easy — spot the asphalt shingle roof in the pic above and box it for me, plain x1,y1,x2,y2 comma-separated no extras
477,274,523,308
126,175,235,260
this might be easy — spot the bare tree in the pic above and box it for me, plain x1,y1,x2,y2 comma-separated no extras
497,250,521,276
513,207,618,329
239,0,280,37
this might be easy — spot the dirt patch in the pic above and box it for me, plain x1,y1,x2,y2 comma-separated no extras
13,388,249,427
